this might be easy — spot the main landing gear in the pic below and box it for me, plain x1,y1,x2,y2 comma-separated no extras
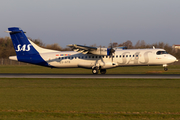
92,67,106,74
100,69,106,74
92,67,99,74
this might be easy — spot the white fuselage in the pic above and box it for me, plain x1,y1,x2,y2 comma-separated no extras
38,48,177,69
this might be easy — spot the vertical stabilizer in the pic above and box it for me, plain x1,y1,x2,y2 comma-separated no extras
8,27,48,66
8,27,39,56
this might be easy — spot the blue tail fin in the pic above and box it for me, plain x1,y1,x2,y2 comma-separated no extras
8,27,48,66
8,27,39,56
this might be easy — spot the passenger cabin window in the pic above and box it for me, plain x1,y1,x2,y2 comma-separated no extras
156,51,168,55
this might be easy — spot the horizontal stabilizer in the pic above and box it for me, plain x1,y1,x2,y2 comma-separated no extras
9,56,17,61
5,30,26,34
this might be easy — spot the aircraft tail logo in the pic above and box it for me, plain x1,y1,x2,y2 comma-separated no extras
16,44,32,52
7,27,39,56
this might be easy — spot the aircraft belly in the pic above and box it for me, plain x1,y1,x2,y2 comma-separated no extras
78,62,93,68
48,61,78,68
77,59,98,68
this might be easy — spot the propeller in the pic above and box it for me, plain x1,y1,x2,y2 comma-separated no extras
108,42,115,62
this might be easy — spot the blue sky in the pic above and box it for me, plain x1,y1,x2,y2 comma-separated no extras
1,0,180,47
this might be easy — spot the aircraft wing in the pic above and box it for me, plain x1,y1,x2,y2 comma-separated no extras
68,44,97,54
68,44,115,56
68,44,97,51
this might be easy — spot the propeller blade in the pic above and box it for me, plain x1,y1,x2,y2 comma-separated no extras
111,55,113,62
108,41,115,62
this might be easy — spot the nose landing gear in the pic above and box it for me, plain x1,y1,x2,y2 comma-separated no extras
163,64,168,71
164,67,168,71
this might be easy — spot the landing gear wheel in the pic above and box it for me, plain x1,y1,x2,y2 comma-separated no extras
164,67,168,71
92,68,99,74
100,69,106,74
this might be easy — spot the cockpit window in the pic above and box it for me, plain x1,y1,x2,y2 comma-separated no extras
156,51,168,55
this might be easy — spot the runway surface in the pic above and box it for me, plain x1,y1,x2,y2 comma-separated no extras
0,73,180,78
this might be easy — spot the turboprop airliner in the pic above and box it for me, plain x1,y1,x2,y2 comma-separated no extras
7,27,178,74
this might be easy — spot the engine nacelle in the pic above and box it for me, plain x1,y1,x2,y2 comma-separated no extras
90,48,115,56
89,48,106,55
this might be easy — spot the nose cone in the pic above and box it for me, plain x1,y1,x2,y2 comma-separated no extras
168,55,177,63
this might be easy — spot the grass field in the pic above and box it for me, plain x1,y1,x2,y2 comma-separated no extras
0,64,180,74
0,78,180,120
